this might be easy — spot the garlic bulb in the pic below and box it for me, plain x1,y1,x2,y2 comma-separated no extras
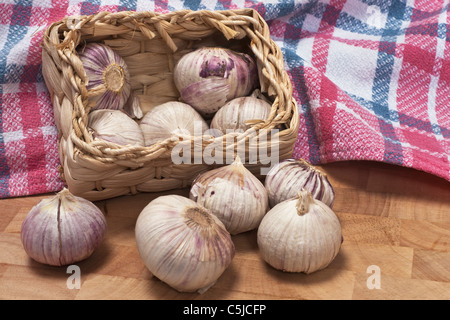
174,47,257,118
190,156,269,235
257,189,342,274
139,101,209,146
265,159,335,208
88,109,145,146
21,188,107,266
210,96,272,135
135,195,235,293
78,43,131,111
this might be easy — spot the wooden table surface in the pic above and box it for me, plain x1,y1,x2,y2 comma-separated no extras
1,160,450,300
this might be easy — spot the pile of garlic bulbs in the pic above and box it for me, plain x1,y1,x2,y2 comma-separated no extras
133,157,342,293
21,156,342,293
76,44,272,149
20,42,344,294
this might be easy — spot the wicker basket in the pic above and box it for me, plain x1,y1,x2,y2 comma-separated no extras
41,9,299,201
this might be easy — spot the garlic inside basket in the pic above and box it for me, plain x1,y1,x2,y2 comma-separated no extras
42,9,299,200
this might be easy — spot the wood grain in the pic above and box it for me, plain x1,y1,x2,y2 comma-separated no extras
1,160,450,300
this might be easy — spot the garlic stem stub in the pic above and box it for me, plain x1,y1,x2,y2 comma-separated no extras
78,43,131,111
88,109,145,146
190,156,269,235
210,96,272,135
135,195,235,293
20,188,107,266
265,158,335,208
139,101,209,146
174,47,258,118
257,189,342,274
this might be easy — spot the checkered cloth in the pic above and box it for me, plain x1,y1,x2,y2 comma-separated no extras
1,0,449,198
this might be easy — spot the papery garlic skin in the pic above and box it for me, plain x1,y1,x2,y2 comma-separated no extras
88,109,145,146
174,47,257,117
123,93,143,120
78,43,131,111
257,189,342,274
265,159,335,208
139,101,209,146
210,96,272,135
135,195,235,293
190,157,269,235
20,189,107,266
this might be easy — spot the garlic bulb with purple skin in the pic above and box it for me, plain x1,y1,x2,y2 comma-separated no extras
88,109,145,147
174,47,258,118
257,189,342,274
190,156,269,235
20,188,107,266
265,159,335,208
135,195,235,293
78,43,132,112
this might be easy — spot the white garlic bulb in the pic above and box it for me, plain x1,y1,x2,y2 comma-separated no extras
135,195,235,293
139,101,209,146
174,47,257,118
210,96,272,135
257,189,342,274
78,43,132,111
189,156,269,235
88,109,145,146
21,188,107,266
265,158,335,208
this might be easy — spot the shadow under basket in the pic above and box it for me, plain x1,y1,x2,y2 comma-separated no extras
41,8,300,201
